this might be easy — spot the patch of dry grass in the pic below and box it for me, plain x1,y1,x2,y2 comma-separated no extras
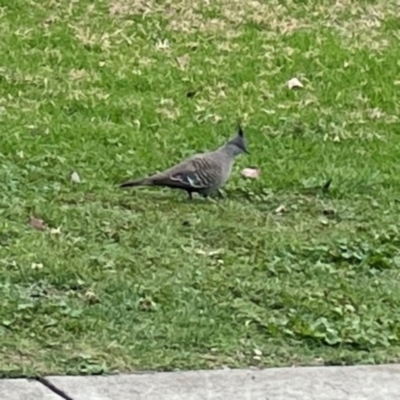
108,0,398,50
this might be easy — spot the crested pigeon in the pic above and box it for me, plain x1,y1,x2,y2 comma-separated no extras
119,125,249,199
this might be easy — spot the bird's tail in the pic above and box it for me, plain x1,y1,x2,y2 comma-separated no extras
119,177,153,188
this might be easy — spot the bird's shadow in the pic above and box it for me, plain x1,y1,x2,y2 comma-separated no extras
117,189,213,207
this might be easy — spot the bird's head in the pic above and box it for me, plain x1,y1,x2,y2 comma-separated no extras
225,124,249,157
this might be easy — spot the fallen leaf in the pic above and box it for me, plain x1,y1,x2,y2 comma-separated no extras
253,348,263,356
176,54,189,70
195,248,224,256
71,171,81,183
50,227,62,235
275,205,286,214
319,217,329,225
31,262,43,270
155,39,169,50
29,216,46,230
287,77,303,89
84,290,100,304
241,167,261,179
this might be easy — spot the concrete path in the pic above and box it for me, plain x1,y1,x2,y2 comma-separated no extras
0,378,60,400
2,365,400,400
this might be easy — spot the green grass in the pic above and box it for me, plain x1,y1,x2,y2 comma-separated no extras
1,0,400,377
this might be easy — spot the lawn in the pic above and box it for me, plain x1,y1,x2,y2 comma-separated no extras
1,0,400,377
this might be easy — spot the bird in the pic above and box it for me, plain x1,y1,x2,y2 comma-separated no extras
119,124,249,199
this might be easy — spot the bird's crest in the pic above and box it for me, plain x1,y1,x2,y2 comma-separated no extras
225,123,248,155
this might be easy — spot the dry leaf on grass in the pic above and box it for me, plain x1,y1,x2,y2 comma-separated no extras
241,167,261,179
50,227,62,235
84,290,100,304
195,248,224,256
155,39,169,50
31,262,43,270
71,171,81,183
253,348,263,356
176,54,189,70
29,216,47,230
319,217,329,225
287,77,304,89
274,205,286,214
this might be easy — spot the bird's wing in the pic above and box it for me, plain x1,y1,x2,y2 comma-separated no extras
147,153,218,190
166,156,209,189
142,154,207,189
169,153,222,189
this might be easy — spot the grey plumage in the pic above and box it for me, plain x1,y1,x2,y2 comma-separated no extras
119,125,249,199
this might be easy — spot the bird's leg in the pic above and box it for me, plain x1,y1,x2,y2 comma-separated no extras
216,190,224,199
187,191,193,200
